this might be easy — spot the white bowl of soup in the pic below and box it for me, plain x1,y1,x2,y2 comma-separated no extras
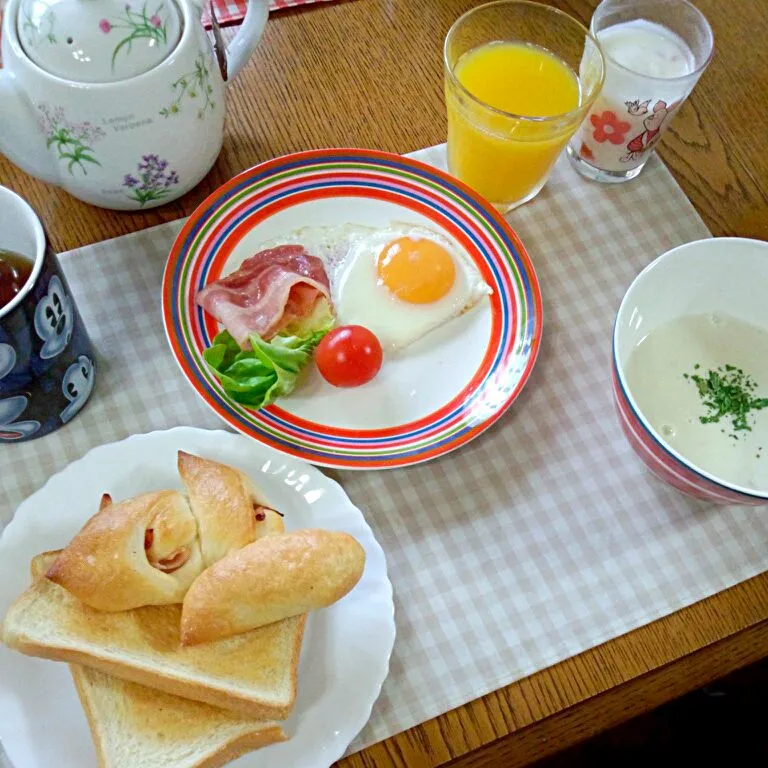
613,237,768,505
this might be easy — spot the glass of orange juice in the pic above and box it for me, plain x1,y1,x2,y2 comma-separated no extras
445,0,605,212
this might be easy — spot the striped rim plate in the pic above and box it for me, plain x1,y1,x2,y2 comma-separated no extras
162,149,543,469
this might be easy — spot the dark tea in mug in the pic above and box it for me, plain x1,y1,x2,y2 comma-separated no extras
0,250,34,310
0,186,96,442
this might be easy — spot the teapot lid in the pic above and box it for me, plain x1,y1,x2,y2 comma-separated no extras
17,0,183,83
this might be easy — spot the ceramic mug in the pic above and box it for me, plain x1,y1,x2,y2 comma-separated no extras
0,186,95,442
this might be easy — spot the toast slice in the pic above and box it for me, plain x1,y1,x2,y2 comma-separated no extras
3,554,306,720
73,670,286,768
29,551,287,768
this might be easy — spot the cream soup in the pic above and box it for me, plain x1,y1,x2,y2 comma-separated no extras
625,312,768,491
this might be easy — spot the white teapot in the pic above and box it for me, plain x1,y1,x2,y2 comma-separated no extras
0,0,268,209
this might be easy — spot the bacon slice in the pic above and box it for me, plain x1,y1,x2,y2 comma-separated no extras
196,245,332,349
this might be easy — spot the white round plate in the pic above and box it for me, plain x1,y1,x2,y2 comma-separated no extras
163,149,542,470
0,427,394,768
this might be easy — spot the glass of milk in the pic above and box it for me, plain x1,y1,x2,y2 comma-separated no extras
567,0,713,183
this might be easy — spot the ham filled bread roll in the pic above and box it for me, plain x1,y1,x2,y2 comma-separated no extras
47,453,283,612
176,451,259,566
180,529,365,646
176,451,285,552
46,491,205,612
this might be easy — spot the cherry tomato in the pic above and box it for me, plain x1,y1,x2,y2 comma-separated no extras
315,325,383,387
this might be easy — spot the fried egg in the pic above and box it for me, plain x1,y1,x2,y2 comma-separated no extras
264,223,492,350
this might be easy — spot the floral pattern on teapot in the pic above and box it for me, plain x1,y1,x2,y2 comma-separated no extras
1,0,270,209
98,2,171,71
123,154,180,206
37,103,106,175
160,53,216,119
21,6,57,47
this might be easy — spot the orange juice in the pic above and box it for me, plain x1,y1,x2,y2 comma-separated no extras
446,41,582,208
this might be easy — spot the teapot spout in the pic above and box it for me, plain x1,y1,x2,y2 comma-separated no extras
0,72,60,186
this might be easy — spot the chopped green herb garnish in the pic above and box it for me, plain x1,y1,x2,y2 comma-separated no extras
684,364,768,436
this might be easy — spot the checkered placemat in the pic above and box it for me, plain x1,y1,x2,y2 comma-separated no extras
207,0,346,27
2,145,767,761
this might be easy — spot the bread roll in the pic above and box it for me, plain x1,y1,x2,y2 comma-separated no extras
180,529,365,645
240,470,285,540
177,452,259,566
47,491,204,612
46,453,287,613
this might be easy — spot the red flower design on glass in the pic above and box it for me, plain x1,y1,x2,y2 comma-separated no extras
590,111,630,145
150,14,162,27
99,18,112,33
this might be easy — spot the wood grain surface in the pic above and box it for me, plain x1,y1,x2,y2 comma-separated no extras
1,1,767,766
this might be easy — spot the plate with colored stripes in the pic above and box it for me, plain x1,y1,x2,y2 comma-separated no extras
162,149,542,470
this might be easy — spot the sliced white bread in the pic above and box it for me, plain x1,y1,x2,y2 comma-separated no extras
73,664,286,768
2,562,306,720
28,551,286,768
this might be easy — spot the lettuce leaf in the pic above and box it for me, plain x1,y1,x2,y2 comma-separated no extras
203,310,332,409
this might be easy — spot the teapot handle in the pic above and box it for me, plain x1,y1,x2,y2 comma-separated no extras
225,0,269,81
0,72,60,186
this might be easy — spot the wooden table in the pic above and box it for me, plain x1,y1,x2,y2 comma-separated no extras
2,1,767,766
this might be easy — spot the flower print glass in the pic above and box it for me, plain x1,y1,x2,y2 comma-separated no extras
568,0,713,183
589,110,630,145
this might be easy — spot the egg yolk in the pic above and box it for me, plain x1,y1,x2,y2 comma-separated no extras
376,237,456,304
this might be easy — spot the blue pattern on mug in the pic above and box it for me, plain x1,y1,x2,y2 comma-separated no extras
60,355,95,424
0,343,14,378
0,342,40,441
34,275,74,359
0,187,95,442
